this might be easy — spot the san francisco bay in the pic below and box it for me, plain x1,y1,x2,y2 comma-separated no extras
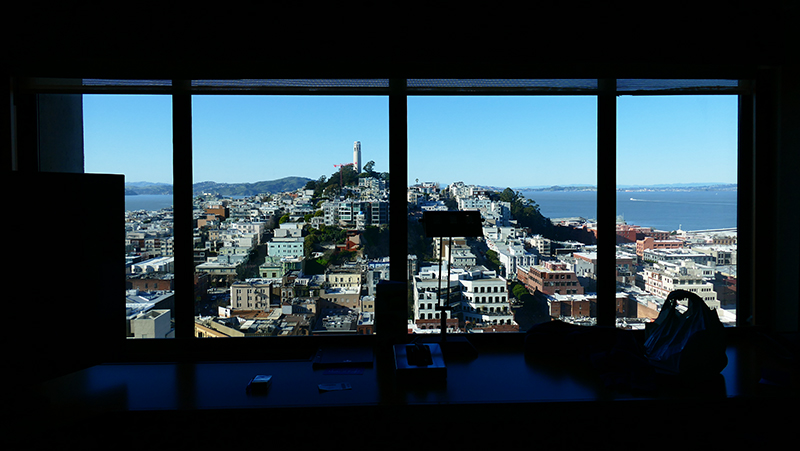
519,189,736,232
126,190,737,233
125,194,174,212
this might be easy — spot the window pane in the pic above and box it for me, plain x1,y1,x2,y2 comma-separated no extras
617,95,738,328
408,95,597,333
192,95,389,337
83,94,176,339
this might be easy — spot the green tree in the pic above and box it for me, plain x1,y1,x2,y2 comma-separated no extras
497,187,553,237
484,249,502,272
331,250,356,265
304,234,319,258
363,160,376,175
362,225,390,258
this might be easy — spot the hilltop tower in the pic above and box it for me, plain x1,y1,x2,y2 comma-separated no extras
353,141,361,173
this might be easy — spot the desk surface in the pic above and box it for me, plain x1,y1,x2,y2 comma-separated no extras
17,336,799,448
35,339,797,413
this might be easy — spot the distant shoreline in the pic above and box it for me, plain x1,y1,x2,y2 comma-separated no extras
509,184,736,193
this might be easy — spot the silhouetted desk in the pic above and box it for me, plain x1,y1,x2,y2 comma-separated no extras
27,336,798,447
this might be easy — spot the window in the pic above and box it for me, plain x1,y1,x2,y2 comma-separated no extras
20,76,753,347
191,90,389,337
617,95,738,326
83,94,175,339
408,90,596,332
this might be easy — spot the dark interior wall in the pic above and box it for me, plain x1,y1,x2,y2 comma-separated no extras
37,93,83,173
774,64,800,333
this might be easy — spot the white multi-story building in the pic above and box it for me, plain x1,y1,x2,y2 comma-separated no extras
641,248,716,266
221,231,257,249
230,280,272,310
413,266,461,322
459,198,511,226
274,222,304,238
449,245,477,268
458,196,493,211
493,243,537,280
131,256,175,274
457,273,514,326
693,245,737,266
527,235,552,258
483,226,520,242
326,271,362,290
359,176,385,192
643,261,719,308
267,237,305,259
218,246,251,258
229,221,266,242
413,265,514,327
129,309,173,339
366,258,391,296
447,181,472,200
321,199,389,229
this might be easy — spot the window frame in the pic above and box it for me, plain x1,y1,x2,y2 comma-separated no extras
16,76,753,361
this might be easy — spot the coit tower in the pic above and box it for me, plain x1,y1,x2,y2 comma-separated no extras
353,141,362,173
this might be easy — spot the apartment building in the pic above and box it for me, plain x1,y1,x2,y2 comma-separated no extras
230,281,273,311
274,222,304,238
517,261,584,296
493,242,537,280
130,256,175,274
694,245,738,266
527,235,552,258
413,267,461,322
326,271,362,290
458,274,513,326
641,248,716,266
643,261,719,308
267,237,304,259
636,236,684,258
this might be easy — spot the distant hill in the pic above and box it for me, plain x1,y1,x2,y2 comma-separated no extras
124,182,173,195
193,177,312,196
513,183,737,192
124,177,313,196
515,184,596,192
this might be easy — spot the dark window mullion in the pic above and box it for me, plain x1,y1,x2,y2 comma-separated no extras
172,80,194,339
597,79,616,327
736,91,754,327
389,78,407,283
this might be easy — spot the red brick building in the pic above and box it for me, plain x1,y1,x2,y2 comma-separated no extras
205,205,228,220
551,295,596,317
616,224,671,244
517,261,584,296
636,236,684,257
127,274,174,291
415,318,460,333
548,293,644,319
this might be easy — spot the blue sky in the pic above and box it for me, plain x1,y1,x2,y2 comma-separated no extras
83,94,738,188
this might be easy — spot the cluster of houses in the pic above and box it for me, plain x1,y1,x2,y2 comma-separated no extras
409,181,738,331
126,177,395,338
124,178,738,339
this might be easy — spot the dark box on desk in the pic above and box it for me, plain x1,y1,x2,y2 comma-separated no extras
394,343,447,384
